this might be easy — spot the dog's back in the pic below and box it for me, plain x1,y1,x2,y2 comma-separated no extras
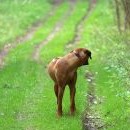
48,57,62,82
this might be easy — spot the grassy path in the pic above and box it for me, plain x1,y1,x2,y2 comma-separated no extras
32,2,75,61
67,0,96,48
0,2,71,130
0,2,55,67
80,0,130,129
0,1,52,49
0,0,130,130
15,2,89,130
0,1,89,130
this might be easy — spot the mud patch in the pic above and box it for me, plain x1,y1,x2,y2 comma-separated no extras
82,71,97,130
83,112,104,130
82,71,105,130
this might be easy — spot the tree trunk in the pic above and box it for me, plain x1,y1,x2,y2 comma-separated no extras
121,0,130,30
115,0,122,32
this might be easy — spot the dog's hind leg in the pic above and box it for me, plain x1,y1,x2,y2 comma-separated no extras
54,83,58,104
69,85,76,115
57,86,65,117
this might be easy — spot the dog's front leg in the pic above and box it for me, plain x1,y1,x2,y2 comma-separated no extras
57,86,65,117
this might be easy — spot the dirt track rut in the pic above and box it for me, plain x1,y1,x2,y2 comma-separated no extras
32,2,75,61
79,1,105,130
66,0,97,49
0,6,56,68
58,0,98,129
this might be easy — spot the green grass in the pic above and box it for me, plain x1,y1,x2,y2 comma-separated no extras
0,0,51,49
78,0,130,129
40,2,87,62
0,0,130,130
0,61,42,130
5,2,70,63
0,1,89,130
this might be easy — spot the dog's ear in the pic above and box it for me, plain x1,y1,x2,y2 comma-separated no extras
84,50,92,59
87,51,92,59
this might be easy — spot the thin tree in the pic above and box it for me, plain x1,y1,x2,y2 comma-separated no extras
121,0,130,30
115,0,122,32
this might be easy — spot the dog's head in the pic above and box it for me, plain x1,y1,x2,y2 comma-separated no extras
72,48,92,65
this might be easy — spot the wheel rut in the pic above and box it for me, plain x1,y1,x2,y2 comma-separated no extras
66,0,97,49
59,0,101,129
82,69,105,130
16,2,75,128
0,6,57,68
32,2,75,61
77,1,105,129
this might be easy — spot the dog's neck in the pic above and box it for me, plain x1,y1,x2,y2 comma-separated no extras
64,53,82,69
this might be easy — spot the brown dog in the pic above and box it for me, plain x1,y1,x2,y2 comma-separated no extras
48,48,92,116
